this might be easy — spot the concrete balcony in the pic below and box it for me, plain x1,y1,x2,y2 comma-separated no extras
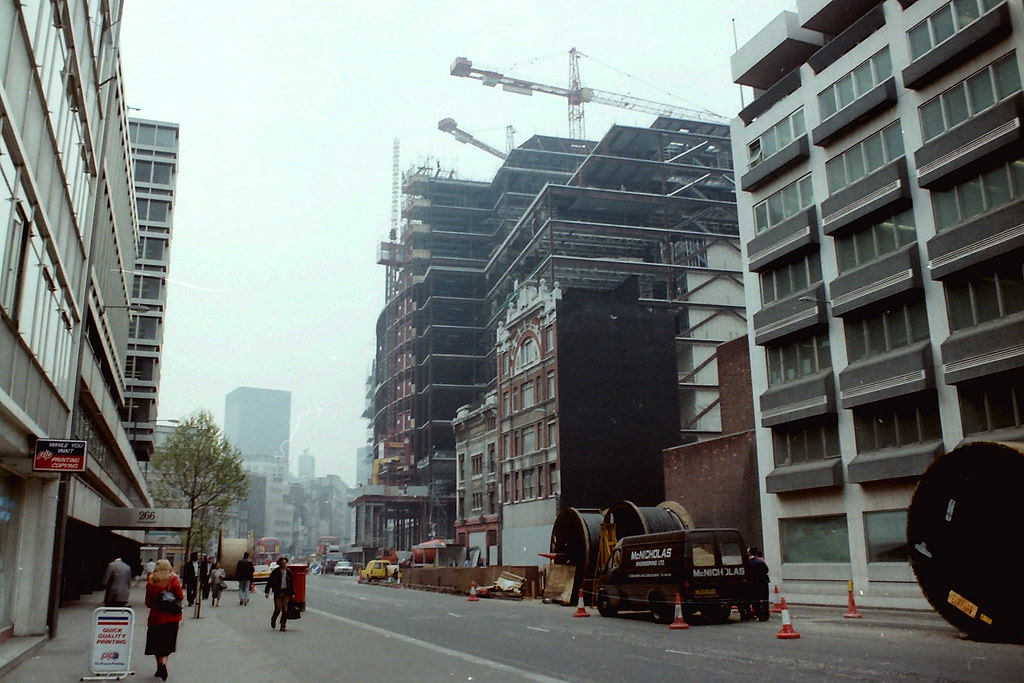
821,157,910,235
838,341,935,408
759,370,836,427
940,314,1024,385
830,244,922,317
747,208,820,272
926,198,1024,279
798,0,884,34
731,11,824,91
916,94,1024,190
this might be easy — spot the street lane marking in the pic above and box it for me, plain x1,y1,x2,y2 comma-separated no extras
527,627,549,632
448,612,462,618
311,608,565,683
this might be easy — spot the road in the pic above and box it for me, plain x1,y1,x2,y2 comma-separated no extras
212,575,1024,682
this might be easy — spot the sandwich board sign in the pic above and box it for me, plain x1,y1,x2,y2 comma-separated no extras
85,607,134,679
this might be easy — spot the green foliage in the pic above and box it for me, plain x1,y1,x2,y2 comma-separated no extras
151,410,249,557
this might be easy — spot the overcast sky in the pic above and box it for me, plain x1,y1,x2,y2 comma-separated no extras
117,1,793,484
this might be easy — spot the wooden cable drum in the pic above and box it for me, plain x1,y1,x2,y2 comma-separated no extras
908,441,1024,642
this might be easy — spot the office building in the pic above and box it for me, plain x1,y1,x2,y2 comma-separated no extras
0,0,152,642
124,118,178,461
224,386,292,476
730,0,1023,608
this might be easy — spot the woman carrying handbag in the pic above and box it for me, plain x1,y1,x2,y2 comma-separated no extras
144,559,184,680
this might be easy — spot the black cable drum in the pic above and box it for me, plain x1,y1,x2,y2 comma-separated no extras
907,441,1024,642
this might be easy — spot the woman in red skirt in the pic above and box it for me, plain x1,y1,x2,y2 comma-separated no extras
144,559,184,680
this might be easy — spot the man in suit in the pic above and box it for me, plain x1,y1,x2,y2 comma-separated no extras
235,551,255,605
102,554,133,607
181,552,200,606
264,556,295,632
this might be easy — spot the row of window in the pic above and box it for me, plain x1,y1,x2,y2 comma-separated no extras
920,53,1020,141
130,122,179,149
779,510,907,564
748,108,806,168
503,464,558,503
932,156,1024,231
819,49,893,122
825,122,904,193
908,0,1004,61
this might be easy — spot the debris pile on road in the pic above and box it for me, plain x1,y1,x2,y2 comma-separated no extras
482,571,527,599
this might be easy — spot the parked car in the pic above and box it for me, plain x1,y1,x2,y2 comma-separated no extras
333,560,355,576
252,564,272,584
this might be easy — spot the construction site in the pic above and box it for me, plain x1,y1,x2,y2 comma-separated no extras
354,51,746,565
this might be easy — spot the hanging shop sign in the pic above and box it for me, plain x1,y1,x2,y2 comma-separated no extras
32,439,88,472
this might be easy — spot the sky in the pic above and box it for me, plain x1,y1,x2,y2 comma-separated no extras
117,0,794,484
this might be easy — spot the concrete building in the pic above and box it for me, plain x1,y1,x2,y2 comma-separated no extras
730,0,1024,608
224,386,292,476
124,119,178,461
0,0,154,641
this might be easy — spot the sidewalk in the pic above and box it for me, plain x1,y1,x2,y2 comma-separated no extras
0,581,278,682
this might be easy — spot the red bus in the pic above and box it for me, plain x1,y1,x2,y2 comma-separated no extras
254,536,281,565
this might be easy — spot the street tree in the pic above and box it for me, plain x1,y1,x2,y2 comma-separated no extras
151,410,249,557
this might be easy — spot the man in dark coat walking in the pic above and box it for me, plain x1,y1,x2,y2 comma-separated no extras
748,547,771,621
264,556,295,632
236,551,255,605
181,552,200,606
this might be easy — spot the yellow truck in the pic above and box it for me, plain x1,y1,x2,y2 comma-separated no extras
361,559,399,582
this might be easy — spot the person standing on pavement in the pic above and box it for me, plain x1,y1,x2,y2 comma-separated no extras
102,554,133,607
144,558,183,680
199,555,211,602
748,547,771,621
236,551,255,604
181,552,200,606
209,561,226,606
145,558,157,582
265,556,294,631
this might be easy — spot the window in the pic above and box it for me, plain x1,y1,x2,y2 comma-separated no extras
521,380,535,409
132,274,163,300
133,160,173,185
471,454,482,476
129,316,159,340
818,49,892,120
546,370,556,400
139,237,166,261
753,174,814,233
780,515,851,563
766,332,832,386
826,123,904,193
516,338,539,371
932,155,1024,231
944,262,1024,331
748,108,806,168
864,510,910,563
522,468,534,499
772,420,840,466
138,198,171,223
547,420,558,448
836,210,916,272
959,369,1024,435
919,53,1021,141
908,0,1005,61
522,426,536,454
853,395,942,452
844,300,930,362
760,253,823,305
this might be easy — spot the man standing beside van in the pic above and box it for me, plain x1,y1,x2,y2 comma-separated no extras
748,547,771,621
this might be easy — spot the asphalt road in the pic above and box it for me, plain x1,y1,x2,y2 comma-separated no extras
266,575,1024,683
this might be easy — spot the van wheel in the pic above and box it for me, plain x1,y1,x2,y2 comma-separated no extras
596,592,617,617
650,594,674,624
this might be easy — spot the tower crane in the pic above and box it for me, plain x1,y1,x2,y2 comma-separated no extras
437,118,508,160
450,48,726,139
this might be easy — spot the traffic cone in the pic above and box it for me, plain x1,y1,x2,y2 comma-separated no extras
844,580,862,619
250,582,255,593
467,581,479,602
776,599,801,639
669,593,689,630
572,588,590,617
770,584,782,613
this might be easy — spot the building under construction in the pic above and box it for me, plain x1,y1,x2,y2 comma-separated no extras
367,117,745,548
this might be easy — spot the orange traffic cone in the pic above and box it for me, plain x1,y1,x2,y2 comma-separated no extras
572,588,590,617
844,580,862,619
250,582,255,593
669,593,689,630
468,581,479,602
776,599,801,639
770,584,782,613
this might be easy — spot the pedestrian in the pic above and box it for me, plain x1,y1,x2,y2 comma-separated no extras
209,561,226,606
181,552,199,606
748,547,771,621
264,556,295,632
236,551,255,605
102,553,133,607
145,558,157,582
199,555,211,601
144,558,183,681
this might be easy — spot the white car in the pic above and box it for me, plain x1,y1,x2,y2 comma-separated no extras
333,560,354,576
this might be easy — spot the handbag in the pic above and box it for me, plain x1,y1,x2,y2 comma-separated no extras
154,588,182,615
286,602,302,620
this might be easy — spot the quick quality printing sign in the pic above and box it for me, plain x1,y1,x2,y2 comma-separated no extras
90,608,134,675
32,439,87,472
